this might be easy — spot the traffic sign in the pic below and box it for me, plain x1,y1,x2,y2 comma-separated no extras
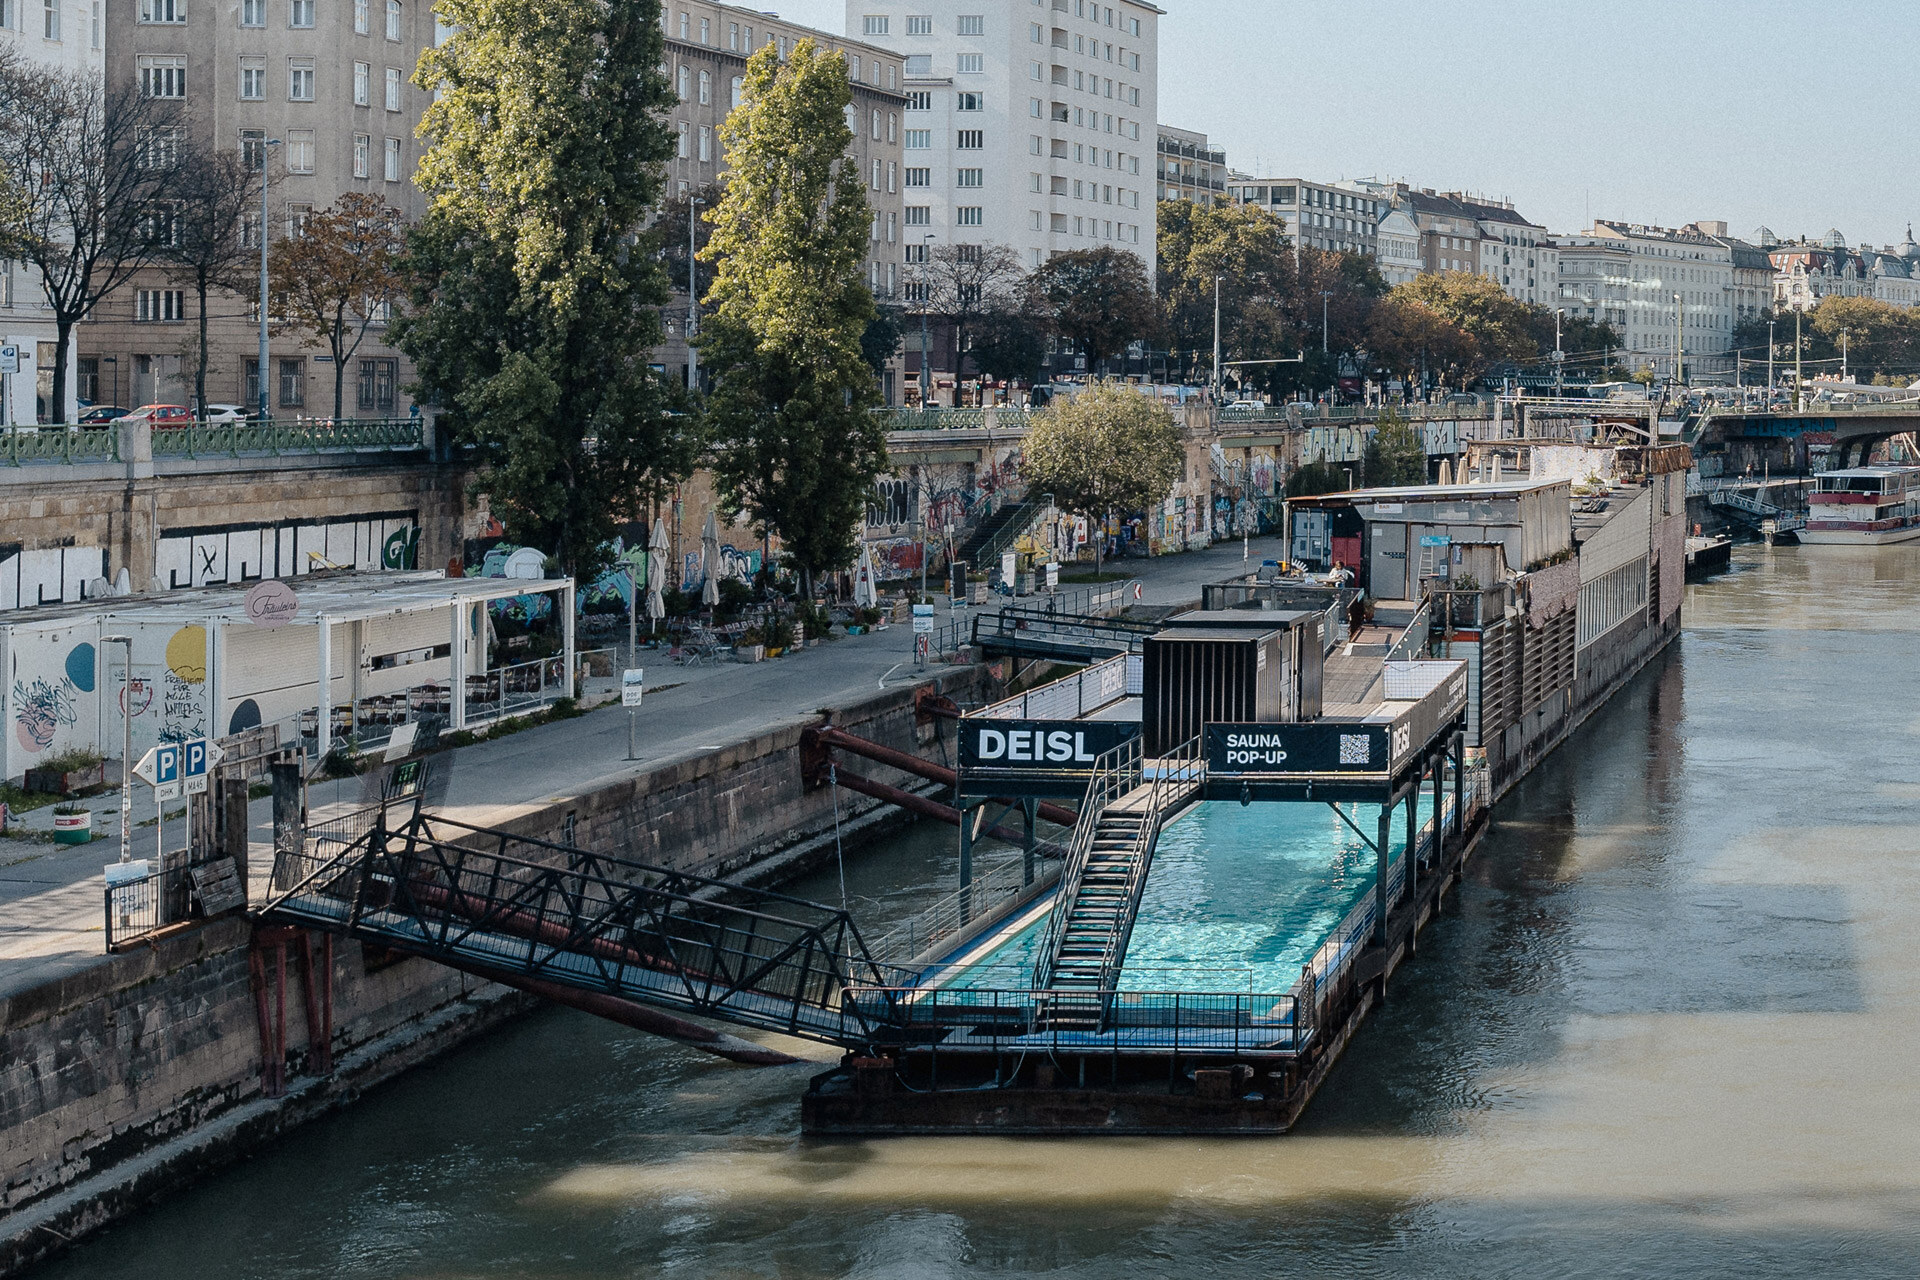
134,742,181,800
622,669,645,708
0,345,18,376
182,737,225,796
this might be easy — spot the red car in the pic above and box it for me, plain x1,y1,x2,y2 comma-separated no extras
115,404,194,426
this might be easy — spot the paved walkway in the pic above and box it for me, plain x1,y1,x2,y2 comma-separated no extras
0,534,1286,998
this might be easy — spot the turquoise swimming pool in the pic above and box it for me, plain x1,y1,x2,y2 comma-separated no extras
932,800,1417,994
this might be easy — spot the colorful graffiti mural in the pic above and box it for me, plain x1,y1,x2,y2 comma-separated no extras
12,676,77,753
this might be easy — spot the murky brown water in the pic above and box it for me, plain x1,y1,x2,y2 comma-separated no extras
36,544,1920,1277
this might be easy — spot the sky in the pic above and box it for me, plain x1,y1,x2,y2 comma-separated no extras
768,0,1920,249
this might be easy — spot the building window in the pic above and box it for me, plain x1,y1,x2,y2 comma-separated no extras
698,124,710,161
41,0,57,38
956,53,983,73
289,0,312,26
906,90,931,111
240,128,266,170
698,15,708,43
697,69,710,104
956,130,983,149
384,66,401,110
357,358,396,412
956,207,983,227
383,135,401,180
904,168,930,187
278,358,304,408
354,0,367,32
240,57,267,100
887,161,896,193
904,130,929,149
138,56,186,98
849,56,860,81
904,54,930,75
904,205,929,226
288,57,314,100
958,14,983,35
385,0,400,39
135,289,184,323
352,132,369,177
243,0,264,25
862,14,887,35
286,129,314,173
955,168,983,188
886,112,896,142
677,65,688,100
906,14,931,35
137,124,184,170
676,121,688,158
139,0,184,23
956,91,982,111
729,75,742,108
352,61,369,105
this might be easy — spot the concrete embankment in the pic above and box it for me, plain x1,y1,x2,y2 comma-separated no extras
0,666,994,1276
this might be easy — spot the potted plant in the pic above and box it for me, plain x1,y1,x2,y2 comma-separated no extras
51,805,92,845
735,626,766,664
25,747,107,797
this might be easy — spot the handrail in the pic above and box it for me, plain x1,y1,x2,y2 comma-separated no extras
1090,735,1204,995
1386,600,1432,662
1028,736,1143,990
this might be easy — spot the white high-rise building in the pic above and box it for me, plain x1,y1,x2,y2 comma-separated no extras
1,0,104,421
847,1,1160,277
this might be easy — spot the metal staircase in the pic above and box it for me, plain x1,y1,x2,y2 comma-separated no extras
957,497,1042,570
1031,737,1205,1029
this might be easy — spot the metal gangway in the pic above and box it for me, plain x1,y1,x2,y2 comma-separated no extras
1698,479,1808,534
261,809,903,1046
971,605,1160,663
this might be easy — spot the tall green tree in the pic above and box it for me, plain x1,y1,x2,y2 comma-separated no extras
394,0,690,577
1034,246,1158,372
1021,384,1182,574
699,39,884,596
1156,200,1294,385
1361,409,1427,486
1398,273,1535,379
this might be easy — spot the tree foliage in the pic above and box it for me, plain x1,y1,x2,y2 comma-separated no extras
1366,292,1476,389
1362,409,1427,486
699,39,884,592
165,143,259,416
969,295,1052,386
924,240,1025,386
396,0,689,577
1398,273,1536,374
1021,384,1182,570
1156,200,1295,384
1286,457,1350,498
269,193,404,419
0,48,185,419
1034,246,1157,367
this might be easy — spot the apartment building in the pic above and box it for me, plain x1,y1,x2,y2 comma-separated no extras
1224,176,1381,257
1560,220,1736,378
661,3,907,391
0,0,104,422
848,0,1161,278
1156,125,1224,208
84,0,437,418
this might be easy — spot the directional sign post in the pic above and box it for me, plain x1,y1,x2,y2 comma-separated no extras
622,669,644,761
132,743,182,922
181,736,225,797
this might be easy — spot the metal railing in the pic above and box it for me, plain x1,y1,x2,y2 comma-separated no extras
865,850,1063,971
840,985,1301,1056
1386,601,1433,662
878,407,999,432
301,655,571,754
1,425,119,465
264,809,901,1045
969,651,1131,720
104,864,165,950
971,604,1158,660
150,417,424,458
1088,735,1204,995
1029,737,1144,990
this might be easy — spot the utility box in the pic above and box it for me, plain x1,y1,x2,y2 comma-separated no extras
1142,627,1293,757
1163,610,1325,723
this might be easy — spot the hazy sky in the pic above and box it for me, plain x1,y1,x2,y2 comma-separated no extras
767,0,1920,249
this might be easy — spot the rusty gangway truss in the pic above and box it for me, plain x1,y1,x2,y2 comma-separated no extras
261,810,904,1046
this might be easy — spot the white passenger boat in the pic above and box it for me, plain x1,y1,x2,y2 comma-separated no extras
1801,466,1920,545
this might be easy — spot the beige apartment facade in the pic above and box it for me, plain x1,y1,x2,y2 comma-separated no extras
657,3,907,396
83,0,439,418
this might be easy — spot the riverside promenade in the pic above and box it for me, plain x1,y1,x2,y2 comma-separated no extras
0,537,1281,1000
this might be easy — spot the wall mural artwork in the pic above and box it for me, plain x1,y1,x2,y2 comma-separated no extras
160,625,209,744
12,676,78,754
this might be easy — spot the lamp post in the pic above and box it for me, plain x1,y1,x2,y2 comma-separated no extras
103,635,133,864
1211,274,1222,399
1673,291,1683,390
919,233,935,407
1841,327,1849,383
255,137,282,421
1767,318,1776,404
1553,307,1564,397
1794,304,1804,412
686,195,705,391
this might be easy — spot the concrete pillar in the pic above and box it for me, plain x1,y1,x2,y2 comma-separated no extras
1374,804,1392,946
561,581,576,698
314,616,331,761
449,600,467,730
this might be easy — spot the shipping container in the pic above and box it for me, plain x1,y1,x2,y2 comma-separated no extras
1141,627,1293,757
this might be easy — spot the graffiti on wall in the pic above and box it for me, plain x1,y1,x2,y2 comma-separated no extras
12,676,77,753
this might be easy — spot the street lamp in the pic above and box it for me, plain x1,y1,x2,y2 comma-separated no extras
103,635,132,865
1553,308,1564,397
255,137,282,421
1767,318,1776,403
918,233,935,408
1211,275,1222,399
686,195,705,391
1672,291,1683,389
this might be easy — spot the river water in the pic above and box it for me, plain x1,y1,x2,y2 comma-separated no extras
37,544,1920,1278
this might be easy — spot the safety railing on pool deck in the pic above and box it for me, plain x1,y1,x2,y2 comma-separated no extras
865,847,1067,974
1088,734,1206,997
840,985,1301,1057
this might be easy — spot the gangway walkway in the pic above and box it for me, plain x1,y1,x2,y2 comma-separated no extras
261,809,902,1046
972,606,1160,663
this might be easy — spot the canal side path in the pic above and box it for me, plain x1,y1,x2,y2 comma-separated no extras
0,535,1285,1000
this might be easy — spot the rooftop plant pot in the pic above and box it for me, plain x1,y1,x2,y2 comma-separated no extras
52,808,93,845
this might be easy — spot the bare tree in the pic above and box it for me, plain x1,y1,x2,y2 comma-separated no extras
268,192,405,419
926,242,1026,398
165,143,260,415
0,49,185,420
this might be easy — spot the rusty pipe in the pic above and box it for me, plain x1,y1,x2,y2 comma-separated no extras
809,726,1077,827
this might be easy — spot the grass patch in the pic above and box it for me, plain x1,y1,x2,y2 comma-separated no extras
0,783,68,817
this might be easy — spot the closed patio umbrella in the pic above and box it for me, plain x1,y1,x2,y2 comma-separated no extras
646,517,668,631
853,542,879,609
700,511,721,608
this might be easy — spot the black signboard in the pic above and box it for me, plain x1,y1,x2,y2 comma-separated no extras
1206,723,1393,776
958,719,1141,797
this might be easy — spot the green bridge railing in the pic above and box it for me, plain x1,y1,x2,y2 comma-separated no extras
0,418,426,466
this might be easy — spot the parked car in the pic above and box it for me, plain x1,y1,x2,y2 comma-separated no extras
76,405,128,426
115,404,193,426
201,403,250,424
1225,399,1269,412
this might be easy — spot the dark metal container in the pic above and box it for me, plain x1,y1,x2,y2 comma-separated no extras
1142,627,1292,756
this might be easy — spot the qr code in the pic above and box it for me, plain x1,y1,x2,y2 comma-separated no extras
1339,734,1371,765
